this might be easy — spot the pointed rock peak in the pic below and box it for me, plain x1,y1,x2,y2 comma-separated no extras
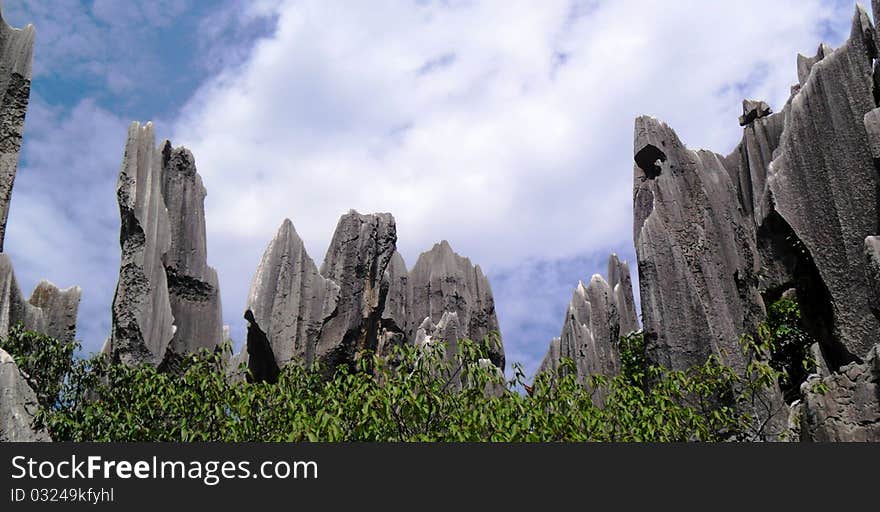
739,99,772,126
797,43,834,86
0,3,35,80
634,116,679,180
852,4,875,55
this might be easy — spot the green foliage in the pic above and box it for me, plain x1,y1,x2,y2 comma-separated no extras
753,296,816,403
0,324,79,409
2,326,782,442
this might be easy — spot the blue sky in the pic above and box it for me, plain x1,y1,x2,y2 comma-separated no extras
3,0,862,380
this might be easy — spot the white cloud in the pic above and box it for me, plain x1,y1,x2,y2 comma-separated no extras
171,0,859,376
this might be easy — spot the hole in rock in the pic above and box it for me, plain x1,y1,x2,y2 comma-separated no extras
635,144,667,179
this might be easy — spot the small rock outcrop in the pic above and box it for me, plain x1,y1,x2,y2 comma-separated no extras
0,254,80,343
160,142,223,359
607,254,639,337
0,10,34,252
0,347,49,441
409,240,503,369
110,124,224,367
801,344,880,442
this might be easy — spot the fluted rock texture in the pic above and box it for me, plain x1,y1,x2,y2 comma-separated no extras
0,254,80,343
377,250,411,356
0,347,49,441
244,219,338,380
110,124,224,367
0,10,33,252
410,240,503,369
633,116,764,375
536,255,637,390
110,122,175,366
765,7,880,363
867,236,880,321
317,211,397,367
160,141,223,358
801,344,880,442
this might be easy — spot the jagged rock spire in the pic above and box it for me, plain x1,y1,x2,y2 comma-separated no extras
160,141,223,359
765,6,880,364
536,254,638,397
377,250,411,356
0,254,80,343
633,115,764,375
110,122,175,367
0,6,34,252
110,124,225,367
244,218,339,378
0,347,50,441
409,240,504,369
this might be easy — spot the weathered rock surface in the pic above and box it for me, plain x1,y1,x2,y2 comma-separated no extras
160,141,223,359
0,254,80,343
550,277,621,387
633,115,764,375
0,11,34,252
317,211,397,367
244,219,338,377
537,254,639,389
377,251,411,357
607,254,639,337
0,347,49,441
110,122,175,367
801,344,880,442
765,7,880,363
867,236,880,321
409,240,504,369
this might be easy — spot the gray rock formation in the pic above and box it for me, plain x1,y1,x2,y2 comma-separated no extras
607,254,639,337
536,254,639,390
244,219,338,379
377,251,411,357
243,211,396,378
765,7,880,363
317,211,397,368
160,141,223,358
0,347,49,441
0,11,33,252
801,344,880,442
633,115,765,375
110,125,226,368
409,240,503,369
0,254,80,343
867,236,880,321
542,276,622,391
110,122,175,367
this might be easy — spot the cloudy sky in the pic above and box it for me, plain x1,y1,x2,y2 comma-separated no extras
3,0,863,379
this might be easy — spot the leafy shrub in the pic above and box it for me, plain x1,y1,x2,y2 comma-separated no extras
1,324,788,442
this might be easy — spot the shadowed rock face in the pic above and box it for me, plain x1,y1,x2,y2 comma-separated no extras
409,240,503,370
536,254,639,390
0,254,80,344
607,254,639,337
0,11,33,252
0,348,49,441
160,141,223,359
867,237,880,322
377,251,411,357
633,116,764,375
766,7,880,363
110,122,175,367
244,219,339,375
317,211,397,368
801,344,880,442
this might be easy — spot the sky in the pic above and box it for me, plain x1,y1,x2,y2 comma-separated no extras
2,0,864,380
